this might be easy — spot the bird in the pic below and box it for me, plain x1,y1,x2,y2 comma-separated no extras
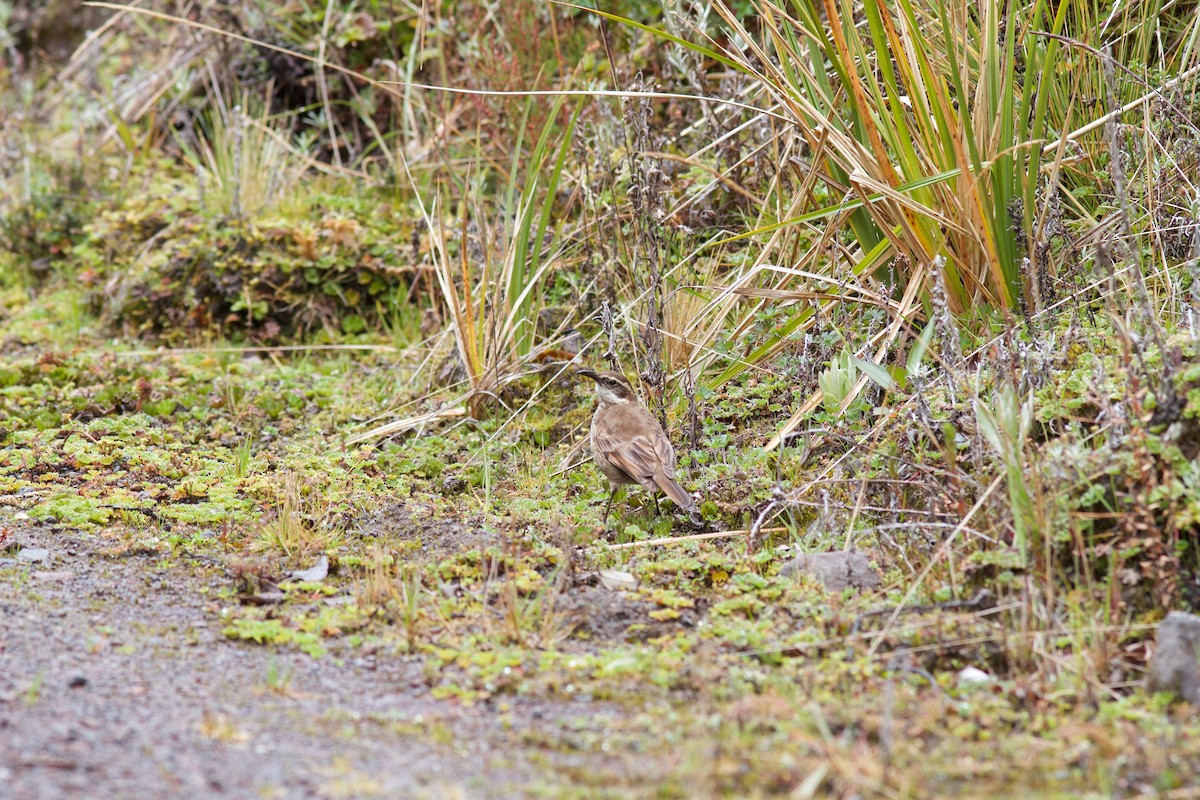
575,368,697,523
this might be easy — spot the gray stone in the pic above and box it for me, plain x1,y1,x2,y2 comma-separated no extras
598,570,638,592
956,666,993,689
780,551,881,592
1147,611,1200,703
285,555,328,583
16,548,50,564
440,476,467,495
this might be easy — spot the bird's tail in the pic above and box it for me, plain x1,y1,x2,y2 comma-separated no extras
655,473,696,513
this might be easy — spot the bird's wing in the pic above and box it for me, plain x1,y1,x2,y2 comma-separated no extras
592,427,665,489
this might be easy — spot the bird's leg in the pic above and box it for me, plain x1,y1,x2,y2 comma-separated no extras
602,485,618,525
652,493,660,516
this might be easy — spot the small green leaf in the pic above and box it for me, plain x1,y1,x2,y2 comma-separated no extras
851,356,895,391
906,321,936,377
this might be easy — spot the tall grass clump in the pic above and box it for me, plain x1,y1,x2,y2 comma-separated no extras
594,0,1197,443
179,87,312,221
430,98,582,418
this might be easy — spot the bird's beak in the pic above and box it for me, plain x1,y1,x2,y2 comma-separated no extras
575,368,600,382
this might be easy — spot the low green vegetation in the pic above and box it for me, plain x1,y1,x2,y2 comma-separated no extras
5,0,1200,796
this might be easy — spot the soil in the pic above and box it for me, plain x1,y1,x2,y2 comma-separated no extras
0,518,650,799
353,501,502,561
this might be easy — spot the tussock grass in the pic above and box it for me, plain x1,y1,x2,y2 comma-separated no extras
179,86,311,221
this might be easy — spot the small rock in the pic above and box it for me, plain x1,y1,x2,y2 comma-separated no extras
17,548,50,564
562,329,583,357
956,667,993,689
285,555,328,583
779,551,881,592
1147,611,1200,703
440,476,467,495
598,570,639,592
67,675,88,689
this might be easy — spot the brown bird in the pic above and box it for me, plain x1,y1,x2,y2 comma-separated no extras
576,369,697,523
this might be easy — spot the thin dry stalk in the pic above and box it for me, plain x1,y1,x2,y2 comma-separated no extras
253,473,335,560
602,526,789,551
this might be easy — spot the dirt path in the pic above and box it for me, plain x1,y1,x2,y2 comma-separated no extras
0,521,633,799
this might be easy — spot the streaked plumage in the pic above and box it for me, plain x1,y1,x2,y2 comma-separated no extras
576,369,696,522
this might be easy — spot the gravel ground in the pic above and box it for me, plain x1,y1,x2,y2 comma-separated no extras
0,522,633,799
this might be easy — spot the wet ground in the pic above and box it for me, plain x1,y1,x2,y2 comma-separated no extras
0,521,646,799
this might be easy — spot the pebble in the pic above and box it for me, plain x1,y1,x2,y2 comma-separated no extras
956,666,993,688
1147,611,1200,703
780,551,882,591
440,476,467,494
598,569,639,591
17,547,50,563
